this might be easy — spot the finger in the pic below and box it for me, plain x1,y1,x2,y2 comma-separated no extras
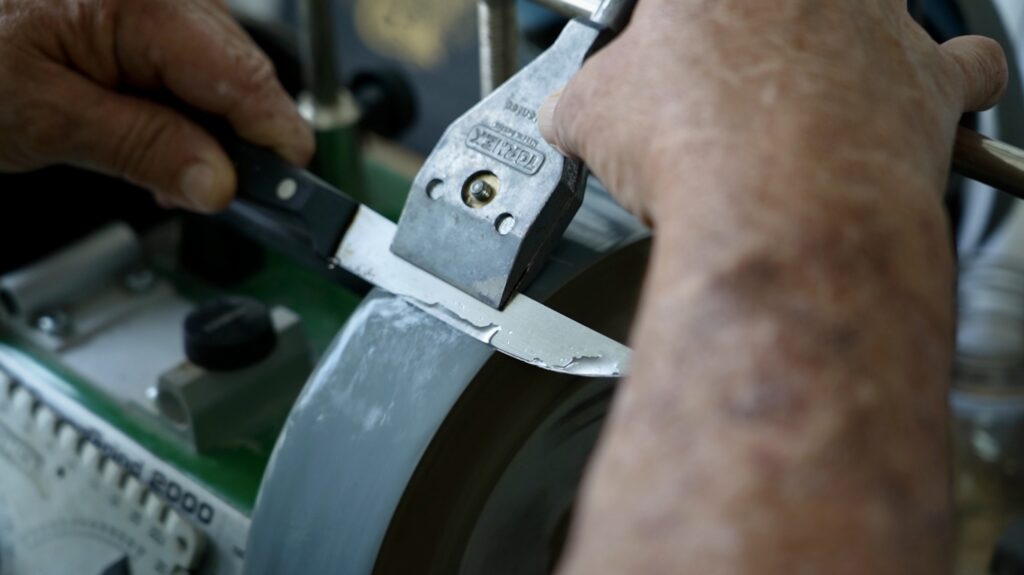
538,87,579,158
37,71,236,213
942,35,1009,112
115,0,314,166
155,195,175,210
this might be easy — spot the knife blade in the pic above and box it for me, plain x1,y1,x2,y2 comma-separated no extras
222,140,630,379
338,206,629,377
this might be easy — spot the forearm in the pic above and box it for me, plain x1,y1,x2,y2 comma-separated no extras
541,0,1007,570
559,156,955,574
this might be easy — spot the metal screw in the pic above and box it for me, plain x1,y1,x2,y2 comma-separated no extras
470,180,494,203
463,173,500,208
123,269,156,293
34,310,71,337
495,213,516,235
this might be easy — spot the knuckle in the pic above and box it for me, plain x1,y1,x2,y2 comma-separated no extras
556,78,598,154
68,0,117,35
89,0,125,45
17,96,72,159
975,36,1007,64
58,0,124,84
962,38,1006,78
234,47,278,95
112,112,179,182
947,36,1010,108
978,37,1009,90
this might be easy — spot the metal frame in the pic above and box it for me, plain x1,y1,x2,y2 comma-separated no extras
476,0,630,97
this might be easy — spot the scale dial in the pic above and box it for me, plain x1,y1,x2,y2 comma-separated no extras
0,369,206,575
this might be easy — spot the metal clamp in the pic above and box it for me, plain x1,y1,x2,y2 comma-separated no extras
393,0,636,309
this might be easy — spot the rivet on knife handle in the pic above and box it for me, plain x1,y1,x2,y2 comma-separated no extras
222,138,360,261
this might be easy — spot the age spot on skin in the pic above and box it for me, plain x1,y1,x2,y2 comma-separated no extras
723,375,810,427
708,255,783,298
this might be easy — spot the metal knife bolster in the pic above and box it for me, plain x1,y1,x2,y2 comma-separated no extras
390,19,615,310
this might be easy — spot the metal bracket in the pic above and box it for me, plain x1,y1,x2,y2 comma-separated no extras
391,20,608,309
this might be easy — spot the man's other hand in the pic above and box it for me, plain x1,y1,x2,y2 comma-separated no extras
0,0,314,212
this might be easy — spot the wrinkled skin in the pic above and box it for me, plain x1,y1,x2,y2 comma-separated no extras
0,0,312,212
538,1,1008,574
0,0,1011,572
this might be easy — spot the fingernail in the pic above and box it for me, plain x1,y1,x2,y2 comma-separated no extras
179,162,222,213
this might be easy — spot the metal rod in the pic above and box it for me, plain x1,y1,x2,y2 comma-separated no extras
478,0,519,97
297,0,363,195
299,0,341,107
954,126,1024,201
0,224,139,319
591,0,638,31
529,0,598,19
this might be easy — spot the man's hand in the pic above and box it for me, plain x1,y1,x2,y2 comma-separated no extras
0,0,313,212
538,2,1008,574
540,0,1006,223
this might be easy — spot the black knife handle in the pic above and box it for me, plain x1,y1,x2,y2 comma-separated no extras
221,137,359,260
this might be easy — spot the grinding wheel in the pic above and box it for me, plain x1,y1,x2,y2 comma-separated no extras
244,186,649,574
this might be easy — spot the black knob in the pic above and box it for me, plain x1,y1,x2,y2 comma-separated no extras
351,68,417,138
184,297,276,371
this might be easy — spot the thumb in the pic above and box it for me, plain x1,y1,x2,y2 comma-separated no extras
538,87,584,158
44,73,236,213
942,35,1009,112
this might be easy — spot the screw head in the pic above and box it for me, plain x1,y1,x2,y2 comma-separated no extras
496,213,516,235
34,310,71,337
123,269,156,293
462,172,500,208
470,180,494,202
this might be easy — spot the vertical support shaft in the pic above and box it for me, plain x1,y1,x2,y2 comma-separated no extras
477,0,519,97
591,0,638,31
530,0,597,19
297,0,364,197
299,0,342,107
